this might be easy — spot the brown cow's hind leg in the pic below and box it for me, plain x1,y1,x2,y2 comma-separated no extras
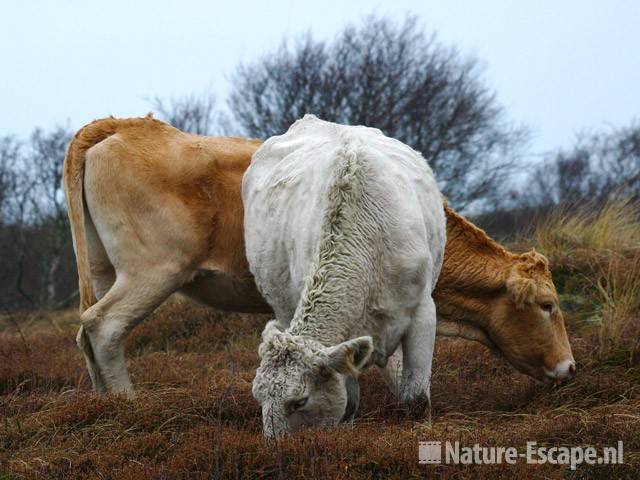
79,268,186,396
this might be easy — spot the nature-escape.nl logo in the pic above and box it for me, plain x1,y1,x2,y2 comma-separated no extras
419,440,624,470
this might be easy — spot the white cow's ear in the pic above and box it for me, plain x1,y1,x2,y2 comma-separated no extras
261,320,284,342
325,336,374,375
258,320,285,359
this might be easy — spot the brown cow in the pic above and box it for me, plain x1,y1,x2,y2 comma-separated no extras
64,116,574,396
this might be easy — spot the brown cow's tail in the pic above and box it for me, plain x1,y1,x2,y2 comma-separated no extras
64,117,119,313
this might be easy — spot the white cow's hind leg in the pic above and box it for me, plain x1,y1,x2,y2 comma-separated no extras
399,296,437,405
80,269,184,396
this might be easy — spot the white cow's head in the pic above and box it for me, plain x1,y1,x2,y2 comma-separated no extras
252,321,372,437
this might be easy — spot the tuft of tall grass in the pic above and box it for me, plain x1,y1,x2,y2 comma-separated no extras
532,199,640,363
533,199,640,264
593,256,640,363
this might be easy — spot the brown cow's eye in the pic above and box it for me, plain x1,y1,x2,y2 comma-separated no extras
541,303,554,313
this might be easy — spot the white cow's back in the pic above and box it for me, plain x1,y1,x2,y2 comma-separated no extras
243,115,445,343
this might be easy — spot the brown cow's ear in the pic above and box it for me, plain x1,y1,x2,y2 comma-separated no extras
324,337,373,375
520,250,550,271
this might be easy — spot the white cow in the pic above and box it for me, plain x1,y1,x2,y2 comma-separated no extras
243,115,446,436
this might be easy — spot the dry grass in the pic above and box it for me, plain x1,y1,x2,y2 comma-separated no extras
533,199,640,259
592,256,640,359
2,205,640,479
1,296,638,479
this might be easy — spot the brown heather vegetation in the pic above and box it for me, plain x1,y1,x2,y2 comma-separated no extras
1,202,639,479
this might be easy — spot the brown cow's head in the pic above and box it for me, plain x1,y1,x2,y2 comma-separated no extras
486,250,575,381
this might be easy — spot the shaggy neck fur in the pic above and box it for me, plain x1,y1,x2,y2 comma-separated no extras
288,145,384,346
433,205,516,330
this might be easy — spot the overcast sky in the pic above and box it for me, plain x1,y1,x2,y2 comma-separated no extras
1,1,638,155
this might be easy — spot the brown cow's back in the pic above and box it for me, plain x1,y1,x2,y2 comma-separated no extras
78,117,269,313
85,119,260,275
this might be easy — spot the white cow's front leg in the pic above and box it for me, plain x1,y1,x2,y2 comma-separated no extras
399,297,436,405
379,345,402,397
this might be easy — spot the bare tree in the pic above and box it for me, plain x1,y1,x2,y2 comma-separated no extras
0,127,80,310
598,123,640,202
0,136,23,225
525,122,640,207
0,136,40,306
228,16,526,210
28,126,73,307
151,91,229,135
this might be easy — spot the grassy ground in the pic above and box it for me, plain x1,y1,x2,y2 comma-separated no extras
1,203,639,479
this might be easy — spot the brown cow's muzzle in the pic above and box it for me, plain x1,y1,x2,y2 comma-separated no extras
544,358,577,381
